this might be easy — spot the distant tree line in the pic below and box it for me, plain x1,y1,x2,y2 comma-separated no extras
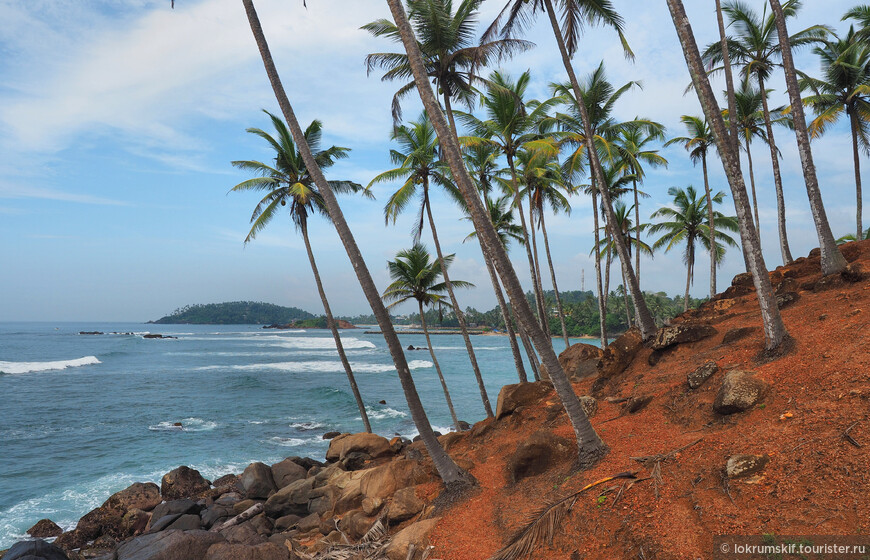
153,301,314,324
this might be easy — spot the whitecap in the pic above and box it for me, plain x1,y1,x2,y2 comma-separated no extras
196,359,431,374
290,421,325,430
0,356,101,375
273,337,376,350
402,425,455,440
148,418,217,432
362,406,407,420
264,436,322,447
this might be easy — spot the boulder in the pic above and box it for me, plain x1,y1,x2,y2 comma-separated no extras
507,430,573,483
233,500,259,516
713,370,769,415
161,466,211,501
150,499,200,525
106,482,162,513
384,518,440,560
558,343,604,380
322,431,341,440
726,454,769,479
359,459,433,501
166,514,203,532
270,459,308,490
307,485,337,515
205,542,290,560
64,482,162,545
578,396,598,418
216,493,243,508
240,463,277,500
651,324,717,351
263,478,314,518
122,508,151,536
3,540,70,560
361,497,383,516
688,361,719,390
325,433,392,462
387,487,424,523
212,474,241,490
597,329,643,379
495,381,552,419
220,522,266,546
201,505,234,529
776,291,801,309
273,514,301,533
27,519,63,538
296,513,320,533
338,510,376,540
115,530,225,560
149,513,183,533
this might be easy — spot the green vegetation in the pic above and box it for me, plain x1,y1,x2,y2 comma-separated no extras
152,301,314,324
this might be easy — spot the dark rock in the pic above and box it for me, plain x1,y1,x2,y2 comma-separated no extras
143,334,177,339
507,430,573,483
726,454,770,479
814,274,845,292
105,482,162,513
220,522,266,546
122,508,151,537
233,500,259,516
339,451,370,472
273,514,301,533
494,381,552,419
247,514,273,537
215,493,243,508
307,486,338,515
296,513,320,533
647,348,671,367
263,478,314,518
79,331,104,335
63,482,162,546
166,514,202,532
204,542,290,560
321,431,341,440
597,329,643,379
776,291,800,309
808,247,821,258
150,499,200,524
148,513,182,533
200,505,233,529
457,420,471,431
212,475,241,489
4,540,70,560
722,327,760,345
578,396,597,417
731,272,754,288
27,519,63,538
843,262,868,282
240,463,277,500
161,466,211,501
379,400,387,405
558,343,604,380
713,370,769,415
270,459,307,490
651,324,717,351
286,457,322,472
115,530,224,560
688,361,718,390
625,395,653,414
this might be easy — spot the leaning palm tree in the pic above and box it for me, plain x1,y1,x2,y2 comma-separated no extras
230,112,373,434
368,113,494,418
363,0,532,129
665,116,721,298
649,187,739,312
242,0,473,487
386,0,608,468
799,26,870,241
383,244,473,432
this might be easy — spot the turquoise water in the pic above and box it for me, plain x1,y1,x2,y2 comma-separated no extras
0,322,577,548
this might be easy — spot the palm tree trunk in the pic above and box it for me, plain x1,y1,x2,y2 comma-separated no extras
540,211,570,350
387,0,606,468
424,190,494,418
482,250,528,382
684,240,694,312
759,76,794,265
443,90,459,134
621,268,632,328
702,154,717,297
529,203,549,335
540,0,657,340
516,320,541,381
851,109,864,240
767,0,847,276
243,0,472,487
716,0,741,157
745,136,761,242
591,187,608,347
668,0,788,351
418,300,461,431
300,219,371,433
603,234,612,313
633,177,642,291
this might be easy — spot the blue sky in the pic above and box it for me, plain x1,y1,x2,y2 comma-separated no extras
0,0,865,322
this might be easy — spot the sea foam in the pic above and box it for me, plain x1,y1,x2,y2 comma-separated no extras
0,356,101,375
197,359,432,374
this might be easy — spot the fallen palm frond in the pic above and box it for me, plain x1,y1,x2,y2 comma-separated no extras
488,472,639,560
631,438,702,499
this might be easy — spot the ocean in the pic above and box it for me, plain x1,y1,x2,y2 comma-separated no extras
0,322,578,548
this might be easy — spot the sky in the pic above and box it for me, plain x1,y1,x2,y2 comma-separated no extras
0,0,865,322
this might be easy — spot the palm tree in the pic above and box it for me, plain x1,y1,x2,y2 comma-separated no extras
649,187,739,312
702,1,827,266
799,26,870,241
242,0,473,487
767,0,847,277
488,0,658,340
665,0,789,351
363,0,531,130
230,112,373,433
368,113,494,418
665,116,721,298
386,0,608,469
383,244,473,432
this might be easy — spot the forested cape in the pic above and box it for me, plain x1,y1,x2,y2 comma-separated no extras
151,301,314,324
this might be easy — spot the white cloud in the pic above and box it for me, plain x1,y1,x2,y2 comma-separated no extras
0,182,129,206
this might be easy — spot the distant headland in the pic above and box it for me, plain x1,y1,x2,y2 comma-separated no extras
149,301,315,325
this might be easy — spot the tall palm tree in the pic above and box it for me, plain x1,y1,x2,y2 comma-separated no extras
665,0,789,351
383,244,473,432
242,0,473,487
649,186,739,312
665,116,721,298
386,0,608,468
368,113,494,418
230,112,373,433
767,0,847,277
704,1,829,266
799,26,870,241
363,0,532,129
488,0,658,340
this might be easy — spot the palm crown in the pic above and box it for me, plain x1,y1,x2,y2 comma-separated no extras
382,243,473,308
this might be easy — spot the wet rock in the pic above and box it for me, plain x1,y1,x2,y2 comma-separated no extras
27,519,63,538
263,478,314,518
161,466,211,501
558,343,603,380
143,334,177,339
115,529,224,560
598,328,643,379
325,433,393,462
322,431,341,440
384,518,440,560
722,327,760,345
204,542,290,560
688,361,719,390
713,370,769,415
4,540,70,560
726,454,769,479
507,430,573,484
240,463,277,500
387,487,424,523
651,324,717,351
270,459,307,490
62,482,162,546
495,381,552,419
578,396,598,417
